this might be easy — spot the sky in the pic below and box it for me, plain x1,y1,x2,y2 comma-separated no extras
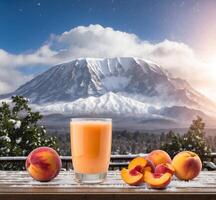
0,0,216,101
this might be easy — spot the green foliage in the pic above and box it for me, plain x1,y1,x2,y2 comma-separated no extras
161,116,212,161
160,130,182,157
181,116,211,161
0,96,59,169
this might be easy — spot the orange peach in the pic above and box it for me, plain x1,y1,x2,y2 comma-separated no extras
144,171,172,189
128,157,155,173
172,151,202,181
146,150,171,167
155,163,175,176
121,168,143,186
26,147,62,182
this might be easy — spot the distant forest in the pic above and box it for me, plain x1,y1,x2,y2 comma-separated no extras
54,129,216,156
2,96,215,159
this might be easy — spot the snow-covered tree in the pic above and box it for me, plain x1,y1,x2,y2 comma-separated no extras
161,116,211,161
181,116,211,161
160,130,182,158
0,96,59,169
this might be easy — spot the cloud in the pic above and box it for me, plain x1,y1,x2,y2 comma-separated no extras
0,45,57,68
0,24,215,100
48,25,212,88
0,45,58,94
0,67,33,94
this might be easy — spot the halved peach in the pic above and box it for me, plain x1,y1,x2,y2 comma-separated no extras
121,168,143,186
144,171,172,189
128,157,155,173
155,163,175,176
144,158,155,172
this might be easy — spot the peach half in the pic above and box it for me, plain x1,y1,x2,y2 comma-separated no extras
128,157,155,173
121,168,143,186
146,150,172,167
26,147,62,182
155,163,175,176
172,151,202,181
144,171,172,189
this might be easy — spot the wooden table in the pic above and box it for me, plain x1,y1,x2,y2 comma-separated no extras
0,171,215,200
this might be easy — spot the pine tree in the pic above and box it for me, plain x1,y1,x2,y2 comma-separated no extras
161,130,182,158
0,96,59,169
181,116,211,161
160,117,211,161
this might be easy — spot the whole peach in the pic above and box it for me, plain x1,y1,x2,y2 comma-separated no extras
26,147,62,182
172,151,202,180
146,150,172,167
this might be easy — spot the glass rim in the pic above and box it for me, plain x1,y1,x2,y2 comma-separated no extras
70,118,112,122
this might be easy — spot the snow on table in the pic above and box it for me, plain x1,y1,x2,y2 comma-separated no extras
0,171,215,200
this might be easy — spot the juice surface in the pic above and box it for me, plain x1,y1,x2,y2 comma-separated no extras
70,120,112,174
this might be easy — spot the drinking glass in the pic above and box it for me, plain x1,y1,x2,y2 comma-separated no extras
70,118,112,183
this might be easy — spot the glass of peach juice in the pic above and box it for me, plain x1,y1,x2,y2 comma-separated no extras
70,118,112,183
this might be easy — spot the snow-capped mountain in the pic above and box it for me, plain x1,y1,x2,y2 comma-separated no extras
1,57,216,129
34,92,150,116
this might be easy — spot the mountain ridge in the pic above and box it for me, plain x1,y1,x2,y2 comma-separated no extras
1,57,216,129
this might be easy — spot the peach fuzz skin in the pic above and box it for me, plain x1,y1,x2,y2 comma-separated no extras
26,147,62,182
121,168,143,186
128,157,155,173
172,151,202,181
144,171,172,189
146,150,172,167
155,163,175,176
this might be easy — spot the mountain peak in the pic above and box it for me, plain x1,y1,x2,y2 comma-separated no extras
1,57,216,129
1,57,215,114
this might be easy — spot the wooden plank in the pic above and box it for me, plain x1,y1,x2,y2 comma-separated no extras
0,193,216,200
0,171,215,200
0,171,215,191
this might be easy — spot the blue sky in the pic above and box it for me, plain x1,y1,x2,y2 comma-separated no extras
0,0,216,100
1,0,215,53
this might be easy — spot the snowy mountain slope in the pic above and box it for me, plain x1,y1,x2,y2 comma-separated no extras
5,57,214,111
33,92,216,128
148,105,216,126
1,57,216,129
33,92,158,118
13,57,169,102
